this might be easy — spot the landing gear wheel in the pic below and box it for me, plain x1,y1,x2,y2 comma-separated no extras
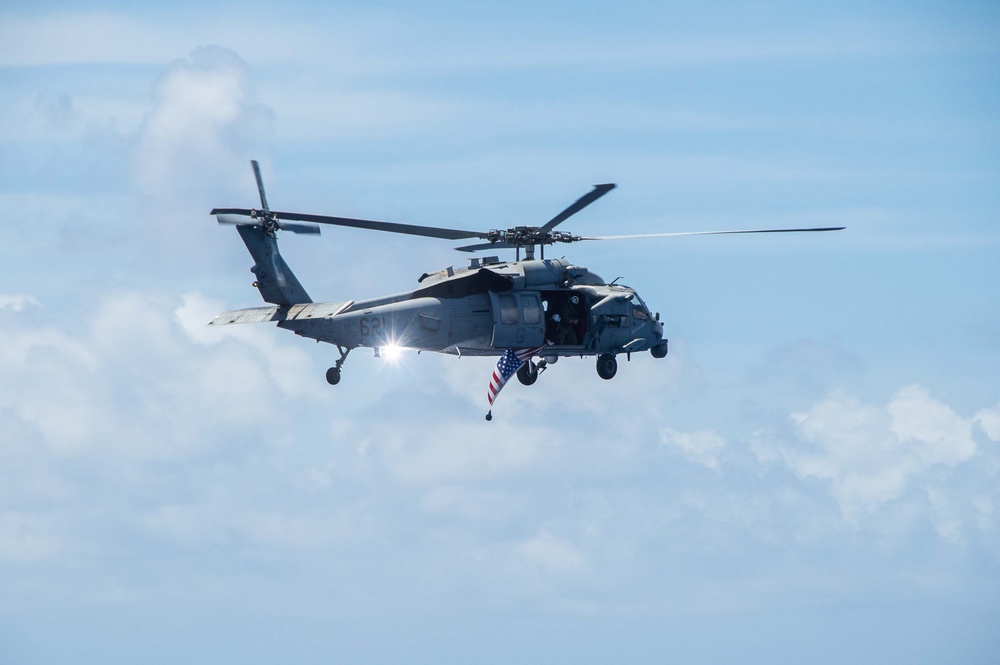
651,340,668,358
517,361,538,386
596,353,617,380
325,345,351,386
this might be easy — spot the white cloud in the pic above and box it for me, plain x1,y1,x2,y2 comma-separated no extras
174,292,314,399
0,317,104,453
518,531,589,575
975,400,1000,442
0,290,317,460
753,385,989,521
889,385,976,465
134,46,273,204
660,427,726,469
0,294,41,312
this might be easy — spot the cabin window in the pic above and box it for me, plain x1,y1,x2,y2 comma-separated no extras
499,294,519,324
521,295,542,324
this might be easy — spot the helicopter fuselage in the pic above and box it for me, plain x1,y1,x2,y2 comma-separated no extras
281,257,664,358
212,256,668,374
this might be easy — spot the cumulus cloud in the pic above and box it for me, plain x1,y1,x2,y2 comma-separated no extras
0,304,103,453
975,400,1000,442
134,46,273,204
647,381,998,543
0,289,316,460
752,385,988,522
174,292,314,399
889,385,977,465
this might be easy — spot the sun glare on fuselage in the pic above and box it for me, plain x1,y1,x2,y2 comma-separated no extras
379,344,404,363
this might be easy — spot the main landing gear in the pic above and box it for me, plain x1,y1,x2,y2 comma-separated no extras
326,345,351,385
596,353,617,380
517,360,539,386
517,354,619,383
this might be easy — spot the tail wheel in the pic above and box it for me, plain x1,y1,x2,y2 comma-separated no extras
326,367,341,385
596,353,617,380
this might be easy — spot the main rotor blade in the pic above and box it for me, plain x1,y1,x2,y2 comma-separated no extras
540,183,616,233
455,225,845,250
455,241,517,252
579,226,846,241
251,160,269,211
211,208,488,241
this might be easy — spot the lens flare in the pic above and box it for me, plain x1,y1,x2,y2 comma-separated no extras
379,343,404,362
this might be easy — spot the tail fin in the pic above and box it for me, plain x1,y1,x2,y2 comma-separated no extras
237,225,312,306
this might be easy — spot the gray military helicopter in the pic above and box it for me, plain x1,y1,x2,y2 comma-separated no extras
209,161,843,389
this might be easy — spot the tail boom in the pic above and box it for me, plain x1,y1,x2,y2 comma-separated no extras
236,225,312,306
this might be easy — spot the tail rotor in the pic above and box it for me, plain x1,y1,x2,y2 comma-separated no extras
212,160,321,236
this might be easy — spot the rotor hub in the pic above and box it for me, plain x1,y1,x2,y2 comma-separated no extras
250,208,281,235
486,227,582,247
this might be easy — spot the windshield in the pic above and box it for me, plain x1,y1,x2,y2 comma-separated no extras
631,291,651,320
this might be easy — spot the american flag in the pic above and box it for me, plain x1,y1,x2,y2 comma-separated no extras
487,344,548,406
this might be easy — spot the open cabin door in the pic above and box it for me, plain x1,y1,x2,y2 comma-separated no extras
489,291,545,348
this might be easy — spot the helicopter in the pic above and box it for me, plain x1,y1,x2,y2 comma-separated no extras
209,160,843,391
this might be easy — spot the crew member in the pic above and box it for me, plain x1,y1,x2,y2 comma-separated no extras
555,294,581,345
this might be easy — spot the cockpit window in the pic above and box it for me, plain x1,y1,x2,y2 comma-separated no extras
631,292,651,321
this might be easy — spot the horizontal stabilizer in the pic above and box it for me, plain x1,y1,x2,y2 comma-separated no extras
209,306,280,325
209,301,353,326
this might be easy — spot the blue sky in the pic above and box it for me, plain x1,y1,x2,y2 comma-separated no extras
2,2,999,663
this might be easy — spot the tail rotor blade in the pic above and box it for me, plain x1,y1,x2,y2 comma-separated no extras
279,222,322,235
251,160,269,211
216,212,253,226
213,209,319,235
